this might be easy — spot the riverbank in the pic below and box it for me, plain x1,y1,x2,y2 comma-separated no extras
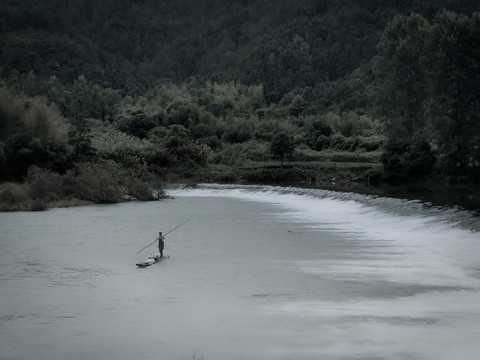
0,182,95,212
2,159,479,213
163,160,480,213
163,148,385,185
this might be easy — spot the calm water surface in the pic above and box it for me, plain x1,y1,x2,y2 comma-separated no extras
1,184,479,360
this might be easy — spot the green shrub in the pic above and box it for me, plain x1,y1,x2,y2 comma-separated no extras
0,182,31,211
253,128,274,142
146,126,168,140
118,111,157,138
314,135,330,151
241,141,270,162
381,135,436,179
357,136,386,152
330,134,347,150
26,166,63,202
91,125,176,168
326,111,374,137
190,123,215,141
65,160,163,202
304,118,333,149
330,134,359,151
181,142,211,166
223,121,253,143
197,135,222,150
66,161,125,203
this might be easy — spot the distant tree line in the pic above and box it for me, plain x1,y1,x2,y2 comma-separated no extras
0,1,479,210
1,0,478,101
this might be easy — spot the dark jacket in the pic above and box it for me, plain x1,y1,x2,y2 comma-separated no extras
158,236,165,250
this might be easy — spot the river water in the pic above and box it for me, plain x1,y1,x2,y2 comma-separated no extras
1,184,479,360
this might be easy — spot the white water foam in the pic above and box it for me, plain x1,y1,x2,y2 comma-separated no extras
167,184,480,286
2,184,478,360
167,184,480,359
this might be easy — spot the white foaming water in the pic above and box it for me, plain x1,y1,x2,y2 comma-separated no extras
167,184,480,359
169,183,480,286
1,183,479,360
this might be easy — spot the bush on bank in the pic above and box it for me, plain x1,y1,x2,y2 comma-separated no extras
0,162,165,211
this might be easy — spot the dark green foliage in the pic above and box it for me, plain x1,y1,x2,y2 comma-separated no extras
0,30,101,84
30,160,161,204
376,10,480,176
376,13,430,135
382,135,436,179
190,123,215,141
166,101,201,127
0,160,163,210
0,86,72,180
427,11,480,174
1,1,479,195
118,111,157,139
90,126,176,171
160,124,209,165
26,166,64,202
404,136,437,175
330,134,359,152
357,136,385,152
68,119,96,164
304,119,333,150
289,95,308,117
270,132,294,168
164,125,191,150
2,1,475,100
314,135,331,151
61,75,120,121
0,182,32,211
223,123,253,143
69,161,126,203
382,141,410,179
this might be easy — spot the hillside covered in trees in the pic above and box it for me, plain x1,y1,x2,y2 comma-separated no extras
1,0,479,210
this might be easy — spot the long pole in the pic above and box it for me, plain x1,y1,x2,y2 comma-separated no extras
136,219,190,254
163,219,190,237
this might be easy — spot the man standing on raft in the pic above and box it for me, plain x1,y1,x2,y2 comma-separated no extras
157,232,165,258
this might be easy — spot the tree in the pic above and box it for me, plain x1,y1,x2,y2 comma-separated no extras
118,111,157,139
376,11,480,177
375,13,431,141
289,95,308,116
426,11,480,174
95,86,120,122
403,134,436,176
0,85,72,179
270,131,294,168
382,134,436,180
304,119,332,150
164,124,191,156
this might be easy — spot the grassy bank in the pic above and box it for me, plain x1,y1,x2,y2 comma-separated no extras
161,148,384,185
0,148,382,211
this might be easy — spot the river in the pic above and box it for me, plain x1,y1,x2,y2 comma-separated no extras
1,183,479,360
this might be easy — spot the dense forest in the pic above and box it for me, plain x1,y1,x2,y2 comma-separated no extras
1,0,479,210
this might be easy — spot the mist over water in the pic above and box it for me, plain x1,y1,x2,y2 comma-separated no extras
1,184,479,360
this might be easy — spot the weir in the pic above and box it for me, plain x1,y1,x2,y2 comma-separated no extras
1,183,479,360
